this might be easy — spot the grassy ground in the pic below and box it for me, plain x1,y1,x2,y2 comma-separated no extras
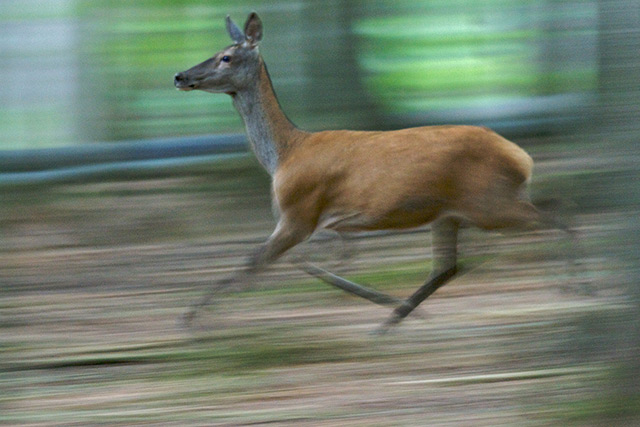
1,149,637,425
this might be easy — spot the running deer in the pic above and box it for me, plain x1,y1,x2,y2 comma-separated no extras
174,13,573,332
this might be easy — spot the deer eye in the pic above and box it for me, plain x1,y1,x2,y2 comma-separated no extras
221,55,231,63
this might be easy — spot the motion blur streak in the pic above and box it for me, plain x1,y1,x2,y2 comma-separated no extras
1,0,639,425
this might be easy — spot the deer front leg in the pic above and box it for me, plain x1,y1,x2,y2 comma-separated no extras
297,262,403,307
378,217,460,333
182,218,312,327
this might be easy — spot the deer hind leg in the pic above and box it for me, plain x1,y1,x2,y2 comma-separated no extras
474,197,590,295
531,202,591,295
182,218,312,327
378,216,460,333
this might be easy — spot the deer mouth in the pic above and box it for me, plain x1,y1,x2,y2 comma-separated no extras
176,84,196,91
174,81,197,91
174,72,198,91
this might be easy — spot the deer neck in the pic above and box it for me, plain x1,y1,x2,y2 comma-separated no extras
231,59,303,176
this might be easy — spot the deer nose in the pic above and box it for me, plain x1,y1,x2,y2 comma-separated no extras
174,72,185,84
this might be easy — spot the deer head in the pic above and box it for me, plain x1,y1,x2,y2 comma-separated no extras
174,13,263,95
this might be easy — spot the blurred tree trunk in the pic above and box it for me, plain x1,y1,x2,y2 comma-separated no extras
597,0,640,422
597,0,640,134
298,0,387,131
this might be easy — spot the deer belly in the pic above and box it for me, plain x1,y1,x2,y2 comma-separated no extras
319,195,443,232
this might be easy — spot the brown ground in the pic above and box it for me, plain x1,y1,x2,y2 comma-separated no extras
0,153,634,425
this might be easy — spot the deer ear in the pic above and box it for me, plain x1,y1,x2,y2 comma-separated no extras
243,12,263,46
226,15,245,44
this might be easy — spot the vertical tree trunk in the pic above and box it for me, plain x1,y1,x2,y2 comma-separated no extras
298,0,387,131
597,0,640,134
597,0,640,421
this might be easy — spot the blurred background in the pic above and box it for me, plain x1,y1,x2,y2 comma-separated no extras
1,0,639,425
0,0,604,147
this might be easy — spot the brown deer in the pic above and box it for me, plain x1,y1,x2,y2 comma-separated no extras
175,12,570,332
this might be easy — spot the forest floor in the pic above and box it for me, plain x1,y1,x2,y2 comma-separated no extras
1,148,637,425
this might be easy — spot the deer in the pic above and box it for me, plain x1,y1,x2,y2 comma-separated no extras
174,12,576,333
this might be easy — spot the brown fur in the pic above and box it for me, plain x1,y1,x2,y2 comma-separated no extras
274,125,533,234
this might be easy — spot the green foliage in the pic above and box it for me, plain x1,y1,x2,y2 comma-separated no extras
356,4,598,114
1,0,599,149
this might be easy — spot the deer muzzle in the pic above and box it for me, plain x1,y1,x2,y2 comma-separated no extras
174,72,196,91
